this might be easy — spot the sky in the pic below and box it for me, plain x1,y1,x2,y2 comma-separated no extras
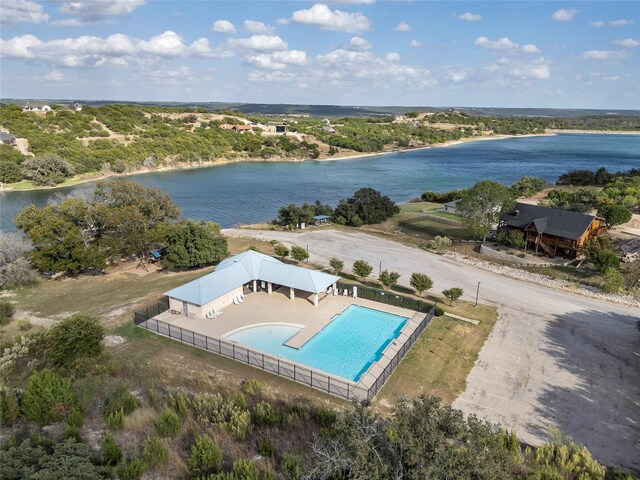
0,0,638,109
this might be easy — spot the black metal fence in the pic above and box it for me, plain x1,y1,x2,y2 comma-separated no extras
133,294,435,401
337,281,435,313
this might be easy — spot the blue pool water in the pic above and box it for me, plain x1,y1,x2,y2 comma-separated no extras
225,305,408,382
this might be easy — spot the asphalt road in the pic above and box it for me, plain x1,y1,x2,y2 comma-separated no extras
224,228,640,470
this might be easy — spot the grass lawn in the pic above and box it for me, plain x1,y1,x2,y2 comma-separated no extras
376,301,497,407
398,217,473,239
399,202,442,214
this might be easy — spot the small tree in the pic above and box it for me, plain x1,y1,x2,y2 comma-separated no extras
379,270,400,290
155,409,180,437
598,205,633,227
329,257,344,275
410,272,433,297
290,245,309,264
188,434,223,477
47,314,104,367
22,369,77,425
602,267,624,293
161,220,228,270
442,287,464,305
352,260,373,283
429,235,452,251
274,244,289,260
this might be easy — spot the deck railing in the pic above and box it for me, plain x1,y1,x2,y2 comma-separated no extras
133,293,435,401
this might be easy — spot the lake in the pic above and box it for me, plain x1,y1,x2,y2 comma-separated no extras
1,133,638,231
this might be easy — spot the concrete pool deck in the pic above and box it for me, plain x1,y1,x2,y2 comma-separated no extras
154,288,417,350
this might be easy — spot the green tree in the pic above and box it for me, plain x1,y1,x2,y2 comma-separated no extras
333,187,400,226
442,287,464,305
410,272,433,297
274,244,290,260
329,257,344,275
290,245,309,264
583,237,620,272
21,153,74,186
544,188,599,213
457,180,515,240
47,314,104,367
598,204,632,227
161,220,228,270
155,408,180,437
188,434,223,476
378,270,400,290
510,176,546,197
497,229,526,248
0,161,23,183
352,260,373,283
22,369,77,425
602,267,624,293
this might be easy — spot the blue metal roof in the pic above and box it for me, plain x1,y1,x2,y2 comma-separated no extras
164,250,340,306
314,215,330,220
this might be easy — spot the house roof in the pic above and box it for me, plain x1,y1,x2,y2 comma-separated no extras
443,200,460,208
235,124,252,130
164,250,340,306
314,215,330,220
500,202,598,240
0,132,16,141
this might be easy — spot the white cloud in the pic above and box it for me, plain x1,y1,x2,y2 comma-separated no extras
44,70,65,81
53,0,145,25
474,36,518,50
603,75,620,81
589,21,605,27
447,70,468,82
394,22,412,32
349,36,372,50
289,3,371,33
0,0,49,26
228,34,288,51
521,44,541,54
243,50,308,70
0,31,229,67
609,19,634,27
613,38,640,47
458,12,481,21
512,64,550,79
212,19,236,34
244,20,274,34
582,50,628,60
386,52,400,62
409,39,423,48
551,9,578,21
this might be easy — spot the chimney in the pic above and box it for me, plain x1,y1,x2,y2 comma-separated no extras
512,209,520,218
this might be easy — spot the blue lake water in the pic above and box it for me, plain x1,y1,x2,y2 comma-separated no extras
1,133,638,231
225,305,408,381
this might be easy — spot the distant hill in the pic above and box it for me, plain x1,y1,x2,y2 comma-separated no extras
2,99,639,118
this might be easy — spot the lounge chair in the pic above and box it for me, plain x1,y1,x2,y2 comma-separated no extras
233,297,240,305
238,296,244,303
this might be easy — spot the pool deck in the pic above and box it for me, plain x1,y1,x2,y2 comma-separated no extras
154,288,416,351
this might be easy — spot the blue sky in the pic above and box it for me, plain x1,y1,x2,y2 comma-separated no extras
1,1,638,108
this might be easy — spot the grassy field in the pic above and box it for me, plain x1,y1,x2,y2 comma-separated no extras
398,217,473,239
376,301,497,406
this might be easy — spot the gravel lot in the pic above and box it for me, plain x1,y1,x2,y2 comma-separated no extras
224,228,640,470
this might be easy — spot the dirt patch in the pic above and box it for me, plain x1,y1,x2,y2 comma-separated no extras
104,335,125,346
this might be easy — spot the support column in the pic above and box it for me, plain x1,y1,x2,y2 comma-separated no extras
289,287,295,300
267,282,272,294
253,279,257,292
313,293,319,306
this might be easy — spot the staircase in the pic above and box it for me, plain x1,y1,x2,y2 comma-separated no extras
536,237,555,257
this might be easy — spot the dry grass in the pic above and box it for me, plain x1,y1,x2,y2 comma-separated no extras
123,407,157,435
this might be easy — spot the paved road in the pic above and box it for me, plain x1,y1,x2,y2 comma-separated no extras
224,228,640,469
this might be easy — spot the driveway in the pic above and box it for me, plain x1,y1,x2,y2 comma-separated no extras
224,228,640,470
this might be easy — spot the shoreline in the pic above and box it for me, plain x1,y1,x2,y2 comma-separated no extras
1,129,636,193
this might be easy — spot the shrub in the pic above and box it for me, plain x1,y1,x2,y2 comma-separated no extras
188,434,223,476
434,306,445,316
105,408,125,430
410,272,433,297
0,302,15,326
442,287,464,306
310,403,337,429
290,245,309,264
155,408,180,437
22,369,77,425
169,391,189,418
116,458,146,480
252,401,278,427
192,392,252,440
281,453,302,480
497,229,525,248
100,432,123,465
429,235,452,251
46,314,104,367
257,438,275,457
329,257,344,275
602,267,624,294
232,459,260,480
143,436,168,468
274,244,289,260
352,260,373,282
241,379,264,396
0,388,20,426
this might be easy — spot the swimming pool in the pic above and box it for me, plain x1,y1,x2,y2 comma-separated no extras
225,305,408,381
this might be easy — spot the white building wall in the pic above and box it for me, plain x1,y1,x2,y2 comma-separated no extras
199,286,243,317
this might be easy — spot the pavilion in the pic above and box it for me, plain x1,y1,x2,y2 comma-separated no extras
164,250,340,318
